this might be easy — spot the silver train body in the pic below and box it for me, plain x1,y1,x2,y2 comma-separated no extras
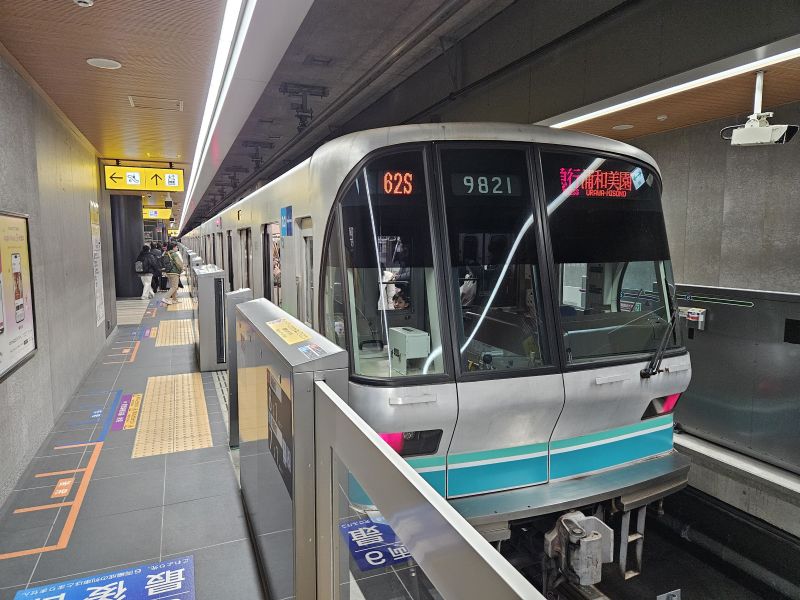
184,123,691,547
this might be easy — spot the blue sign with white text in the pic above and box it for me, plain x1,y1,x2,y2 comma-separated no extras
15,556,195,600
280,206,293,236
339,517,412,572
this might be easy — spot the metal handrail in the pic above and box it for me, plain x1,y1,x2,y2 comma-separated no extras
314,380,544,600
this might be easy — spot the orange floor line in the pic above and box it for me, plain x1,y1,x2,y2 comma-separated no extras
55,441,102,547
14,501,74,514
35,468,86,478
53,442,98,450
128,340,140,362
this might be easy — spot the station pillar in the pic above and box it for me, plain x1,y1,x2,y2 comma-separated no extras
111,194,145,298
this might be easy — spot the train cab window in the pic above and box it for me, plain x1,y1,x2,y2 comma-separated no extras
339,150,445,378
541,151,679,363
322,213,346,348
440,147,551,372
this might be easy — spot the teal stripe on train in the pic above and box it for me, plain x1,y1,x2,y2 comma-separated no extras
549,415,673,480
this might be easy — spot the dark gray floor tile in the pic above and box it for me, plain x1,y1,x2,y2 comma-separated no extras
0,584,29,600
257,530,294,600
348,570,411,599
92,445,164,479
0,524,51,588
166,445,231,467
164,458,238,505
78,469,164,519
209,420,227,437
161,493,248,556
99,429,137,449
12,453,84,491
32,506,162,582
164,539,264,600
0,487,64,533
37,430,97,455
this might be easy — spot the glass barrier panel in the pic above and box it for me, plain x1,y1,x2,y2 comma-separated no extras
333,453,444,600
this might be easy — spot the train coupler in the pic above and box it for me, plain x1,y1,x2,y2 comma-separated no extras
543,511,614,590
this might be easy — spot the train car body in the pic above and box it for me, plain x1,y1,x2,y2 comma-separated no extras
184,123,692,585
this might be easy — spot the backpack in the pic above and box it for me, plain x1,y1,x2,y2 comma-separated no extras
134,260,144,274
160,254,172,270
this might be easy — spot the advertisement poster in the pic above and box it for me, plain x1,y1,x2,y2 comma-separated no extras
90,198,105,327
0,212,36,380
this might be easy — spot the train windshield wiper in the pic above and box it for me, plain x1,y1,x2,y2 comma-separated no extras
640,302,679,379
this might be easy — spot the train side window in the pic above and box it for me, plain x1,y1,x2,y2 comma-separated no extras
439,147,551,372
339,150,445,378
322,212,346,347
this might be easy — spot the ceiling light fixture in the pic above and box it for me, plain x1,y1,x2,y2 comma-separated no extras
540,35,800,129
86,58,122,70
180,0,245,233
656,114,668,121
612,124,634,130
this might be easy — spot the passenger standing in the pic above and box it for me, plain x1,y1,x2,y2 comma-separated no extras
162,242,184,305
149,243,163,293
135,245,158,299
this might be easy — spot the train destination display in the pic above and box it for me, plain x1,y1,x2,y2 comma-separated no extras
0,212,36,380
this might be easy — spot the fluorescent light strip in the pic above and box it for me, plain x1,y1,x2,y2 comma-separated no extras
548,45,800,129
180,0,245,231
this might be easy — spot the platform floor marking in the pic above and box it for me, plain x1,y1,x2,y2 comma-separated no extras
116,299,151,325
167,297,197,312
155,319,196,347
132,373,212,458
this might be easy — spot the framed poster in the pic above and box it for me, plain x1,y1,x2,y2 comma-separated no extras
0,211,37,381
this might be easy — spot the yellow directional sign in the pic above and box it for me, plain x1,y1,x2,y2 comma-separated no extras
142,208,172,220
104,166,184,192
168,229,179,238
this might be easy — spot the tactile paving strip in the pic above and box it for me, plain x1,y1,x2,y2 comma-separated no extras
167,297,197,312
155,318,196,346
132,373,212,458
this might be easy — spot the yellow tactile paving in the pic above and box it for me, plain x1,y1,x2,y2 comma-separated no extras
155,318,196,346
132,373,212,458
166,297,197,312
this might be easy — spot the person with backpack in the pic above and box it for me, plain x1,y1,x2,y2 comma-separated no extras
134,245,160,299
149,244,163,293
162,242,184,305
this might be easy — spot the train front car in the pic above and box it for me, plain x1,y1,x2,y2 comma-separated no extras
317,125,691,592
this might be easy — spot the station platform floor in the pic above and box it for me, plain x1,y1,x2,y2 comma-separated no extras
0,288,265,600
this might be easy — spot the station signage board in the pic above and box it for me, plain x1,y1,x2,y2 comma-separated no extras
143,208,172,220
104,166,184,192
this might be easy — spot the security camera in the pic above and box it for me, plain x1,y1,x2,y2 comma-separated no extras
722,113,799,146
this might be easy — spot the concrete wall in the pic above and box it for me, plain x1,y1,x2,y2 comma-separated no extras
633,101,800,292
0,55,116,507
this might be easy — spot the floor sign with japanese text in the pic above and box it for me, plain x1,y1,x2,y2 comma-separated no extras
14,555,195,600
339,517,412,572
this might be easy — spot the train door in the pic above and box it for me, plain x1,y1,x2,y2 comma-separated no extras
437,145,564,498
239,228,252,289
211,232,217,266
226,231,234,291
299,218,313,326
538,150,686,482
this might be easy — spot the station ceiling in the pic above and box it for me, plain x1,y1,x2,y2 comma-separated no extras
568,57,800,141
0,0,225,222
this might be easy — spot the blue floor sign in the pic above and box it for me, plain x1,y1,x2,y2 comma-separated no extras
15,556,195,600
339,517,412,571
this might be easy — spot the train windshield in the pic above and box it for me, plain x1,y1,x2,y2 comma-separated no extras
339,150,446,378
439,147,551,372
541,150,678,363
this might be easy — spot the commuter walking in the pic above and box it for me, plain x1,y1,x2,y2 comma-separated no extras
162,242,184,305
135,245,159,299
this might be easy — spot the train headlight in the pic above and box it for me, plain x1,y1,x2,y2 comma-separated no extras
642,393,682,419
378,430,443,457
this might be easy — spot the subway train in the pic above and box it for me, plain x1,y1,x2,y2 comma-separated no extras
183,123,692,588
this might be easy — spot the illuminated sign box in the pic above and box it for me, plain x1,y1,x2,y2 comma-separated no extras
143,208,172,220
104,166,184,192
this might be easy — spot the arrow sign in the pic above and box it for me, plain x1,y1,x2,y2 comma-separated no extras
151,173,163,185
109,172,122,183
